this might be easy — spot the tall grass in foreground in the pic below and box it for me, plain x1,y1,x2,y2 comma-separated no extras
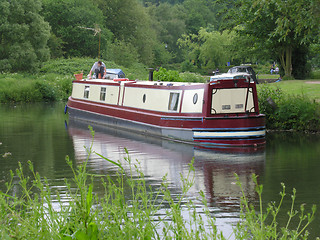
0,127,317,239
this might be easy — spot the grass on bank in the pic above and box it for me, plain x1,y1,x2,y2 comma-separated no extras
258,80,320,101
0,127,317,239
258,74,281,80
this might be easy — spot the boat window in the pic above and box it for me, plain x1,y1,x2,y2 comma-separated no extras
168,92,180,111
143,94,146,103
100,87,106,101
193,93,198,104
83,86,90,99
211,88,255,114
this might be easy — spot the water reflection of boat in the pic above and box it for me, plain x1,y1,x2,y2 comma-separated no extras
68,119,265,202
68,119,265,237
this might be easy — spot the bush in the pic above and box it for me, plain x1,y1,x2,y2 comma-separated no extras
179,72,207,83
40,58,149,80
274,95,320,131
40,58,98,75
154,67,182,82
257,84,285,129
257,84,320,131
310,69,320,79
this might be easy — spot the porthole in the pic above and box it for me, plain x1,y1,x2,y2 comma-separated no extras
143,94,146,103
193,93,198,104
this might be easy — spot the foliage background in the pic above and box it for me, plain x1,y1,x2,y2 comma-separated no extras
0,0,318,76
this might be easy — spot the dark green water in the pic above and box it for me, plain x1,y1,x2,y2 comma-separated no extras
0,102,319,238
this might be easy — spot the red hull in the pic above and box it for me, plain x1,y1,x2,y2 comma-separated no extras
67,97,266,148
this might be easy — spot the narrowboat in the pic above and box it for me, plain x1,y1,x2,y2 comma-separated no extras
66,72,266,149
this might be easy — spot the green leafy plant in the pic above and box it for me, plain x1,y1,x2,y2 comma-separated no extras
257,84,320,131
154,67,183,82
179,72,207,83
234,173,317,239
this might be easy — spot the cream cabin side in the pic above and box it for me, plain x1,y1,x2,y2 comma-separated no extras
71,82,120,105
123,87,182,112
71,80,206,114
181,89,204,113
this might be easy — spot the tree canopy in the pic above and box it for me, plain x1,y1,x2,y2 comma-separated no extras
225,0,319,78
0,0,319,76
42,0,112,58
0,0,50,72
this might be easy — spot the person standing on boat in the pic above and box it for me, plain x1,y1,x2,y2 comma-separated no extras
88,61,106,79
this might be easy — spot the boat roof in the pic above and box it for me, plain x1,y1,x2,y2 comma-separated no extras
210,72,252,81
78,78,204,86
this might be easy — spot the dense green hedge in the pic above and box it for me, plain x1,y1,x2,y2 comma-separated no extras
257,84,320,131
0,73,72,103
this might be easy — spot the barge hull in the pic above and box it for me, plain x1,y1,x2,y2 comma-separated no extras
67,101,265,148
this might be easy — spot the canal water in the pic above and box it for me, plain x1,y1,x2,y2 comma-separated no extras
0,102,319,238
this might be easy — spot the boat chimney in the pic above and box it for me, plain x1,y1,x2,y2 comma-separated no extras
148,68,154,81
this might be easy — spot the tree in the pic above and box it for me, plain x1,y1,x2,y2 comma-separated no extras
0,0,50,72
182,0,219,34
97,0,158,66
42,0,111,58
178,28,235,71
228,0,318,78
147,3,186,63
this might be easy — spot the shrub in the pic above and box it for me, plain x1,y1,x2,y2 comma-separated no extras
179,72,207,83
0,73,74,103
275,95,320,131
40,58,148,80
310,69,320,79
34,81,57,102
0,58,150,103
257,84,320,131
235,174,316,239
154,67,182,82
